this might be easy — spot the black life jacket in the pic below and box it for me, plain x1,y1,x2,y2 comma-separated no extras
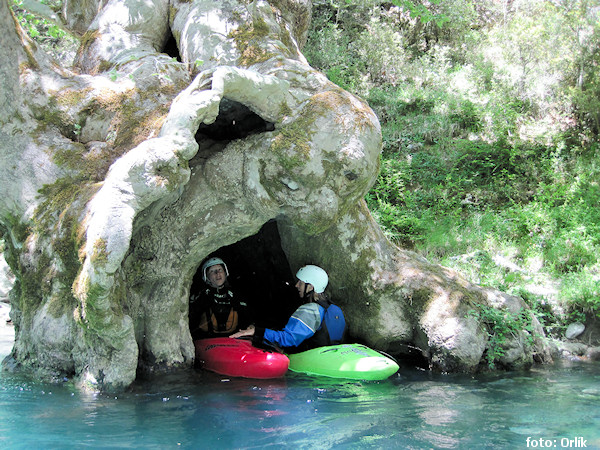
198,287,240,335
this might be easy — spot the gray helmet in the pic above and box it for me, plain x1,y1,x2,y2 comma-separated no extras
202,257,229,284
296,265,328,293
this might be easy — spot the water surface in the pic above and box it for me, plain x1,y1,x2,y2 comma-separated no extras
2,360,599,448
1,309,599,449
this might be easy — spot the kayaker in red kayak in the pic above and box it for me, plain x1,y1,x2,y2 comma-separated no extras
230,265,346,352
189,257,252,340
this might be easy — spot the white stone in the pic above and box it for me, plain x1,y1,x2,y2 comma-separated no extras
565,322,585,340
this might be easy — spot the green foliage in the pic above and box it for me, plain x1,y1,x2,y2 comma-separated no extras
12,0,65,39
449,100,481,133
391,0,450,28
11,0,78,64
571,82,600,136
468,304,536,369
560,272,600,319
305,0,600,325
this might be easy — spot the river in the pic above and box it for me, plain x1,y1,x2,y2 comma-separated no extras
1,303,599,449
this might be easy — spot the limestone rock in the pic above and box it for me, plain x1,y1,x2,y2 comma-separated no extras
565,322,585,340
0,0,551,390
585,347,600,361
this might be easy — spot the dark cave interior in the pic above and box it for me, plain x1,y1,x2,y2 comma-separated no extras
196,99,275,142
162,31,181,62
189,220,301,329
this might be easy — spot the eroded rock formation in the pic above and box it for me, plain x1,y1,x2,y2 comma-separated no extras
0,0,551,390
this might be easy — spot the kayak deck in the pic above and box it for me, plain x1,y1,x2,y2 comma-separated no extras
288,344,399,381
195,338,289,379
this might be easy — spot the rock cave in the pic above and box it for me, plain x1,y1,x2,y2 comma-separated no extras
0,0,552,391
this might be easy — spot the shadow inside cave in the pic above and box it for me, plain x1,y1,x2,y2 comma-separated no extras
188,220,301,330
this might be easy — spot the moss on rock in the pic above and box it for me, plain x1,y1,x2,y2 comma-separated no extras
90,238,108,266
229,16,276,67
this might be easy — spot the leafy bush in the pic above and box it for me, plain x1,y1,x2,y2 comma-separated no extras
12,0,65,40
11,0,78,65
560,272,600,319
449,100,482,132
468,304,536,369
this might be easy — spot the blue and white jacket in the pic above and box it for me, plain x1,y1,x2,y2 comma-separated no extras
256,303,324,348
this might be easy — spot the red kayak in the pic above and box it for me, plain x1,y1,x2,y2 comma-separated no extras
194,338,290,379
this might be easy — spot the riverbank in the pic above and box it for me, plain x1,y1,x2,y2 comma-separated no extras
551,319,600,363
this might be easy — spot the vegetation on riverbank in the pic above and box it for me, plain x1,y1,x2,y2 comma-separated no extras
304,0,600,340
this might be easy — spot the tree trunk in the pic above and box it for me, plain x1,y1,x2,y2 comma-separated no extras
0,0,551,391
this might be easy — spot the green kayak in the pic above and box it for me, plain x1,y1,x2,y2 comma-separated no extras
288,344,399,381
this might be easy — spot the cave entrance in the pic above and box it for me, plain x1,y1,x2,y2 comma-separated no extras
188,93,283,330
162,30,181,62
196,98,275,142
191,98,275,164
189,220,300,329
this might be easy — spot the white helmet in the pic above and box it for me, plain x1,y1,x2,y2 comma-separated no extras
296,265,328,293
202,257,229,284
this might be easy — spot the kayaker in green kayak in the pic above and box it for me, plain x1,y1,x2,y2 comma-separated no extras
230,265,346,352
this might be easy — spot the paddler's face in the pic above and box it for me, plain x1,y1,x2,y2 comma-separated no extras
295,280,314,298
207,265,226,288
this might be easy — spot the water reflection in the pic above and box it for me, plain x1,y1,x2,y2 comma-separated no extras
1,362,599,448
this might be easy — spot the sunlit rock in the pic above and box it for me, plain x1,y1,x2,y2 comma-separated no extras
0,0,552,390
565,322,585,340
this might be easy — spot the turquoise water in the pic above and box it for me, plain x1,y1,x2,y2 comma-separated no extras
1,355,599,449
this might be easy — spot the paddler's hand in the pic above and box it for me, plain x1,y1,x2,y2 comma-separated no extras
230,324,255,339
